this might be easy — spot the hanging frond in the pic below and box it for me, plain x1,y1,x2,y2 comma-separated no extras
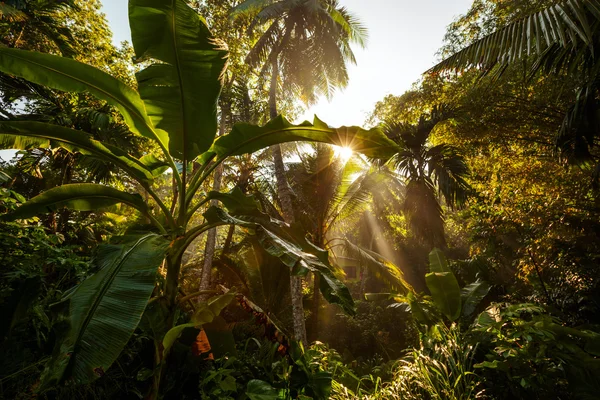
429,0,600,76
335,239,412,293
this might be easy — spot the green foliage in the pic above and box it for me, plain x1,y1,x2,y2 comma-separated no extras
471,303,600,399
39,234,169,389
129,0,228,160
331,325,482,400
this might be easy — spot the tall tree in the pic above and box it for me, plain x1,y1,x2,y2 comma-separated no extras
232,0,368,345
383,107,471,249
430,0,600,183
287,144,407,339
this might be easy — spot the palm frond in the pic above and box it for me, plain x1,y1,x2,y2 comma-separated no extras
329,169,388,228
335,238,412,293
426,144,471,209
429,0,600,76
230,0,278,20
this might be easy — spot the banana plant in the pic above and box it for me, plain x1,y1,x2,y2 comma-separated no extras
0,0,400,394
367,249,491,328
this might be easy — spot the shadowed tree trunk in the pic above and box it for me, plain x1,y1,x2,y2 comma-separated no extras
269,57,308,346
198,100,230,298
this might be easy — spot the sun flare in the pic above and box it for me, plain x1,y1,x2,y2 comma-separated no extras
333,145,353,162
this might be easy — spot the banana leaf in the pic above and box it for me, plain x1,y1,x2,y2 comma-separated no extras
39,234,169,390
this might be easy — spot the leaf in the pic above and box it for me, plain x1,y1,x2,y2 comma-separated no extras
2,183,148,221
338,239,410,292
207,187,263,216
203,194,356,316
129,0,228,161
209,115,399,161
425,272,462,321
0,170,11,183
406,292,434,325
39,234,169,389
0,47,167,148
428,0,599,76
204,316,237,358
246,379,281,400
162,292,236,359
474,360,510,372
428,248,450,273
364,293,393,301
460,280,492,317
0,121,155,184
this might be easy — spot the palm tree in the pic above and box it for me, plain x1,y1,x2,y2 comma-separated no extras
429,0,600,182
383,107,470,249
0,0,76,55
285,144,407,339
231,0,367,344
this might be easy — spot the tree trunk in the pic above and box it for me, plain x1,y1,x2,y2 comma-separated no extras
269,57,308,346
198,164,223,296
198,104,228,298
310,274,320,341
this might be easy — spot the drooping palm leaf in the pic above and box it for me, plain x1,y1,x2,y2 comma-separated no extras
428,0,600,75
336,239,411,292
39,234,169,389
129,0,228,161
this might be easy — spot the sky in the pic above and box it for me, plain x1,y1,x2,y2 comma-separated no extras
99,0,473,127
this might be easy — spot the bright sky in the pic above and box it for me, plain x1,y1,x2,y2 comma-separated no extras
100,0,473,127
0,0,473,162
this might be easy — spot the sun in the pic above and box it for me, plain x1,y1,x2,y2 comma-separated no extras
333,145,353,162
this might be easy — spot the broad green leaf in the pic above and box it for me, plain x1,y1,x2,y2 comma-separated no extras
0,47,167,148
425,272,462,321
162,292,236,358
246,379,281,400
139,154,169,177
406,292,434,325
1,184,148,221
129,0,228,160
209,115,399,161
0,121,155,184
204,316,237,358
207,187,263,216
203,198,356,316
39,234,169,389
428,248,450,273
460,280,492,317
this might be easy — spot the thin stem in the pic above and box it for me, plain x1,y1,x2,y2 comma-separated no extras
179,162,187,227
175,222,224,260
145,186,177,231
157,141,182,190
146,212,167,235
186,196,211,221
186,154,217,206
178,290,219,305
